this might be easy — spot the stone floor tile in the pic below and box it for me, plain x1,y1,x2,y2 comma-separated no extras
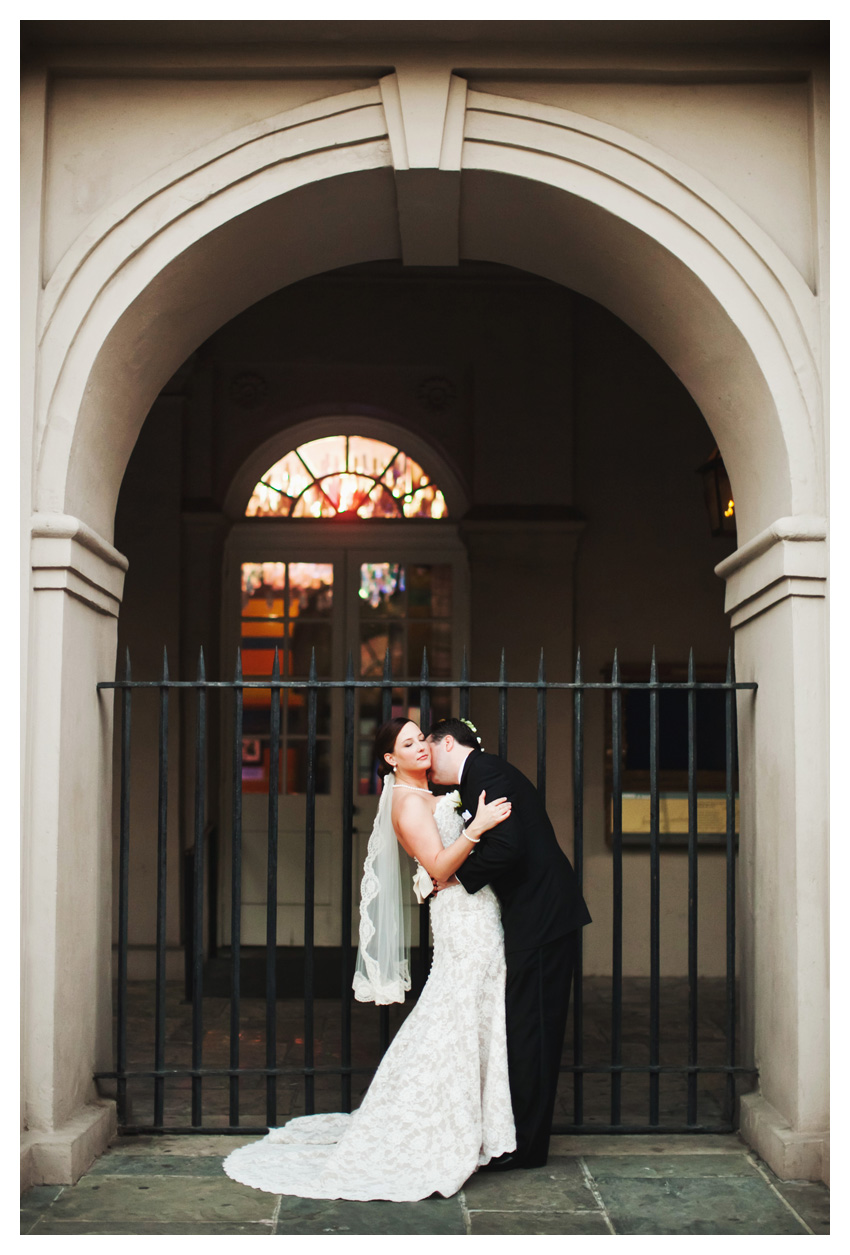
772,1182,830,1235
469,1209,612,1235
87,1153,231,1176
20,1184,64,1233
554,1133,742,1157
594,1174,809,1235
27,1219,274,1235
274,1196,467,1235
40,1173,277,1225
584,1153,757,1179
462,1158,594,1213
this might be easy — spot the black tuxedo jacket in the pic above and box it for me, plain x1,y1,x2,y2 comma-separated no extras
454,750,591,955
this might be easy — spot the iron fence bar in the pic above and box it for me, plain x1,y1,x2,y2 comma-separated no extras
417,652,431,994
153,649,169,1128
725,648,737,1124
304,650,318,1115
191,648,207,1127
229,649,243,1127
536,650,546,807
610,649,623,1126
572,648,584,1126
379,648,392,1056
115,1121,736,1137
459,648,470,721
116,649,132,1126
265,646,281,1128
498,650,508,759
687,649,699,1125
341,654,355,1112
99,1061,755,1080
649,648,661,1126
99,679,757,691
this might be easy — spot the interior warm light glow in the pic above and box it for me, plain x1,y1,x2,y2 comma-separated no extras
245,436,447,520
724,499,735,518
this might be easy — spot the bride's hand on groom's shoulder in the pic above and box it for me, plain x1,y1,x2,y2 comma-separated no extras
474,790,512,834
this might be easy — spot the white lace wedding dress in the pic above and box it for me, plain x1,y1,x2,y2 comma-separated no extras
223,795,516,1201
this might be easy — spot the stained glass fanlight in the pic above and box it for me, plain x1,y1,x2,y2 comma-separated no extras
245,436,448,520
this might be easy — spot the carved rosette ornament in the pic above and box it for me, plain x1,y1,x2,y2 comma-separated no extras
416,376,456,412
230,373,269,409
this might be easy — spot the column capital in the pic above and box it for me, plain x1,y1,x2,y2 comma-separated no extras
31,513,128,617
715,515,826,628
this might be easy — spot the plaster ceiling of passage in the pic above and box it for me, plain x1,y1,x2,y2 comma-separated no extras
21,19,828,50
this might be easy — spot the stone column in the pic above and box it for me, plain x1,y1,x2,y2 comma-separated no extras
21,516,127,1187
717,516,828,1184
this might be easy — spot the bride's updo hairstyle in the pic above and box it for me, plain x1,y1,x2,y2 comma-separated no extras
428,718,482,751
374,716,418,781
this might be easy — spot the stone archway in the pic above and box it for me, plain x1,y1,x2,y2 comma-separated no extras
25,76,827,1182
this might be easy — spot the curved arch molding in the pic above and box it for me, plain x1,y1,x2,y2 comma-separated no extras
34,74,823,560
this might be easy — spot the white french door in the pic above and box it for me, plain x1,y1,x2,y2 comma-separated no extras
220,521,469,946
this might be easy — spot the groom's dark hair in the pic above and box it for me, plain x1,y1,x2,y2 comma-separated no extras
428,718,481,751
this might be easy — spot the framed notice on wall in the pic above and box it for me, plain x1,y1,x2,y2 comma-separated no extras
603,659,739,850
612,791,739,848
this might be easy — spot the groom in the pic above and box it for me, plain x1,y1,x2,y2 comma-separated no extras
427,718,591,1171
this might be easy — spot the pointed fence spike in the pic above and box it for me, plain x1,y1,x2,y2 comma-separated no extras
420,647,429,681
688,647,695,683
382,646,392,680
650,647,657,683
161,647,169,682
124,647,132,681
574,646,582,684
234,647,243,681
272,645,281,679
612,647,619,684
197,647,206,680
460,646,469,683
537,649,545,683
499,649,506,682
726,646,733,684
345,650,355,682
309,647,317,681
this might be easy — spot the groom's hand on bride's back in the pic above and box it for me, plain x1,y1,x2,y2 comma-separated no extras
432,874,459,893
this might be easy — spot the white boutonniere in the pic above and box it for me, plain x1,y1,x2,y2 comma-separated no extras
447,788,463,814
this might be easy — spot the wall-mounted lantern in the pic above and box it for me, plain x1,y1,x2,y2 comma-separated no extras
696,446,736,537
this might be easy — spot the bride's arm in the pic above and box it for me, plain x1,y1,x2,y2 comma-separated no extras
394,792,511,880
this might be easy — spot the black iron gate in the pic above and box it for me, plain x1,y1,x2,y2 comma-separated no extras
96,646,757,1134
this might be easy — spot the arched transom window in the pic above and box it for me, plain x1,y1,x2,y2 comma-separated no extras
246,435,447,520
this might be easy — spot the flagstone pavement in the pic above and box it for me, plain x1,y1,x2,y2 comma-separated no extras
21,1133,828,1236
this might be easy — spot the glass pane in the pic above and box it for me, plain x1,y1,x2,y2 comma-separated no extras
381,451,429,499
286,740,331,794
289,621,332,677
287,689,332,737
359,484,402,518
403,485,447,518
241,562,286,608
241,619,284,638
406,564,434,619
430,565,452,619
348,436,398,478
245,450,311,516
296,435,347,480
358,562,406,615
288,563,333,618
359,623,404,678
241,740,283,794
291,483,336,518
317,473,375,516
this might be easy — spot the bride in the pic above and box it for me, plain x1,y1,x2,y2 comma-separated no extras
223,716,516,1201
